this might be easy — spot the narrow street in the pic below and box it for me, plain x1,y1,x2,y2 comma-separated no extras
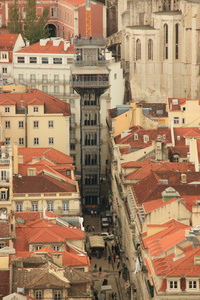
84,215,130,300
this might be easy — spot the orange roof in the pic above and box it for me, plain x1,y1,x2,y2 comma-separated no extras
0,34,19,50
0,89,70,116
168,98,200,111
142,197,178,213
18,40,74,54
14,217,84,252
18,147,73,164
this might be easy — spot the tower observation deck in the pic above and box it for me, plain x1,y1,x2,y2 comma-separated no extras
71,37,109,212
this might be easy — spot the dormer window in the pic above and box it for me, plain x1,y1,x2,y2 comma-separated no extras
163,134,166,139
143,135,149,143
169,280,178,289
188,280,197,290
134,134,138,140
1,52,8,59
66,170,70,176
183,107,186,111
172,99,179,105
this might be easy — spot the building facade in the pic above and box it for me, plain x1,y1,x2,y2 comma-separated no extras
108,0,200,102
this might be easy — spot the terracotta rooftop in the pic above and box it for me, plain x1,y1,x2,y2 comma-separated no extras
0,89,70,116
13,174,77,194
17,40,74,54
0,34,19,50
115,126,171,149
132,171,200,204
168,97,200,111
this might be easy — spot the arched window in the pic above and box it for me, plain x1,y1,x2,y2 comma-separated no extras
164,24,168,59
148,39,153,60
136,39,141,60
175,23,179,59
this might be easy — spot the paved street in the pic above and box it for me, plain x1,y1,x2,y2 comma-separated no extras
84,215,130,300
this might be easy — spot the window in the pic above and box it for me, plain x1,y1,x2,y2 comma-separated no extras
0,242,5,249
1,190,6,200
54,86,59,94
54,74,59,83
5,121,10,128
66,170,70,176
42,85,48,93
1,171,7,181
17,57,25,63
67,58,73,64
5,138,11,145
2,68,7,74
169,280,178,289
35,289,42,299
70,144,76,150
148,39,153,60
30,74,36,83
175,23,179,59
156,109,163,115
173,154,179,162
53,246,60,251
35,246,42,251
5,107,10,113
182,118,185,125
49,137,54,145
70,99,75,108
54,290,61,300
18,121,24,128
164,24,168,59
32,202,38,212
47,201,53,212
51,7,57,17
136,39,141,60
188,280,197,289
174,117,179,124
33,121,39,128
63,201,69,212
33,107,39,113
70,114,76,126
48,120,54,128
34,138,39,145
19,74,24,82
42,74,47,83
16,202,23,212
30,57,37,64
114,73,117,80
53,57,62,64
70,86,74,95
42,57,49,64
1,52,7,59
19,138,24,145
70,130,76,140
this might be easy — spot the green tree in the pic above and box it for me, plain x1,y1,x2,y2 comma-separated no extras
7,0,22,34
24,0,50,44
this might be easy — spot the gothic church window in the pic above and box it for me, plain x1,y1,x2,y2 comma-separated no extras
148,39,153,60
136,39,141,60
164,24,168,59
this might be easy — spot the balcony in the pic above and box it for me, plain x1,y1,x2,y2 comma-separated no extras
74,59,107,67
71,78,109,89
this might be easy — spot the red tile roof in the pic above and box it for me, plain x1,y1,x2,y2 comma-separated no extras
17,40,74,54
168,98,200,111
142,197,178,213
14,217,84,252
0,89,70,116
173,127,200,146
13,174,77,193
18,147,73,164
115,126,171,150
125,161,194,180
132,171,200,204
0,34,19,50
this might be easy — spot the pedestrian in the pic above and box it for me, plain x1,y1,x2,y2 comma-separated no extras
108,255,111,264
105,241,107,247
118,270,121,278
91,210,93,217
112,245,114,252
92,225,95,231
114,292,117,299
94,210,97,217
94,263,97,271
113,253,116,263
117,262,120,269
111,292,114,299
99,266,102,274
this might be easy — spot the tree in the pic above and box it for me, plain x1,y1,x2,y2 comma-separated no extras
7,0,22,34
8,0,50,45
24,0,50,44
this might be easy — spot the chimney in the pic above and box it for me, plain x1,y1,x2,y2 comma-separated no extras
12,143,18,175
